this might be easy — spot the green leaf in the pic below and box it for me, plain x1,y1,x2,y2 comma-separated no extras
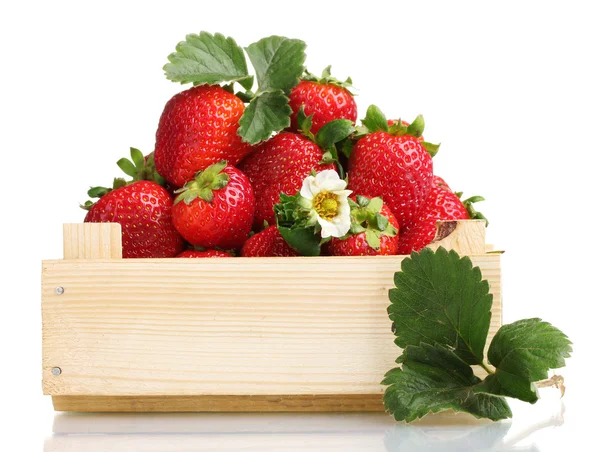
407,114,425,137
375,212,389,231
475,318,572,403
245,36,307,94
164,32,252,89
278,226,321,256
362,105,388,133
382,343,512,422
337,138,354,159
388,247,493,365
315,119,356,149
356,195,370,208
238,90,292,144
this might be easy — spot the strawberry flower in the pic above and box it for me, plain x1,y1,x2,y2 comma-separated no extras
299,170,352,238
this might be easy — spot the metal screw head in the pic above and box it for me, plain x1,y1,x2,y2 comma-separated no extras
55,287,64,295
52,367,62,376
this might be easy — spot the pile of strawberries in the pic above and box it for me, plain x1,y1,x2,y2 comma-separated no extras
83,32,485,259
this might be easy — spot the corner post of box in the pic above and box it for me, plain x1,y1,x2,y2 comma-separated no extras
428,220,486,255
62,223,122,259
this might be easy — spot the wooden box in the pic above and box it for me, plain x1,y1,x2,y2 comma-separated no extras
42,220,501,412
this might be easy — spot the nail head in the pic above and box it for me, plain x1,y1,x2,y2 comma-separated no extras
52,367,62,376
55,287,64,295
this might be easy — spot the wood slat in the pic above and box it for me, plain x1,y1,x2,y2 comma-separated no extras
42,255,502,398
63,223,122,259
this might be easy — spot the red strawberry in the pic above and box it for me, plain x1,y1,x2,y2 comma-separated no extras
238,132,335,229
398,176,487,254
348,109,436,229
241,226,299,257
154,85,252,187
176,249,232,258
172,161,254,250
327,196,399,256
84,180,184,258
288,67,357,135
387,120,424,142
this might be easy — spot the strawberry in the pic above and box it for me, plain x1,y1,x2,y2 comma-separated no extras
398,176,487,254
241,225,299,257
177,249,232,258
348,107,438,229
327,196,399,256
154,85,252,187
238,132,336,229
171,161,254,250
288,66,357,135
84,180,184,258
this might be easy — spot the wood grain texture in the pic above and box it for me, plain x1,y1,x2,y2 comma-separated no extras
42,255,502,398
429,220,486,255
63,223,122,259
51,394,386,412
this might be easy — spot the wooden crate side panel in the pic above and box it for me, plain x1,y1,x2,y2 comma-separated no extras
42,256,501,396
63,223,122,259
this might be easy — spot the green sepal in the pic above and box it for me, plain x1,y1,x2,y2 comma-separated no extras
302,65,355,93
346,195,396,251
406,114,425,138
235,90,255,103
337,138,354,159
388,121,408,136
361,105,388,133
296,105,315,140
460,194,489,226
422,141,440,157
174,160,230,205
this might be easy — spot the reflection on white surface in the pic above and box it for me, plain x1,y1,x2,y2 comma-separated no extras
44,401,565,452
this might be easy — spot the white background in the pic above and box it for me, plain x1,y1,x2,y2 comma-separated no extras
1,0,599,450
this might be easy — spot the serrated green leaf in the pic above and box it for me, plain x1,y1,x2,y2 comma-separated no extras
164,32,252,89
474,318,572,403
245,36,307,94
238,90,292,144
315,119,355,149
337,138,354,159
278,225,321,256
388,247,493,365
382,343,512,422
362,105,388,133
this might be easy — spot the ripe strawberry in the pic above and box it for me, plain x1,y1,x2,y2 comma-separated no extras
238,132,335,229
241,226,299,257
348,108,437,229
327,196,399,256
176,249,232,258
154,85,252,187
84,180,184,258
288,67,357,135
172,161,254,250
398,176,487,254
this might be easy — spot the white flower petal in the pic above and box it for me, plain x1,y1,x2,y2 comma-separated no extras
300,175,316,200
317,217,341,238
315,170,347,192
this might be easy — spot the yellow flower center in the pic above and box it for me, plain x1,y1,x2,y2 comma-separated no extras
313,191,340,221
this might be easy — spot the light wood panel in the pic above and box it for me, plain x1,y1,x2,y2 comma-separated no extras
429,220,486,255
42,255,501,397
63,223,122,259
